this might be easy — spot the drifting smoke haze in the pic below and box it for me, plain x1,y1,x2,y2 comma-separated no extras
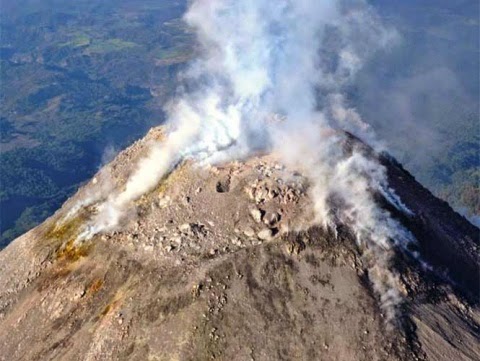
66,0,421,319
353,0,480,222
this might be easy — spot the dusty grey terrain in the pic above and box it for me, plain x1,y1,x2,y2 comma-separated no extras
0,126,479,361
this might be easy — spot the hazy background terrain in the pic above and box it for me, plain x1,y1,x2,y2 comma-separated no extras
0,0,194,246
359,0,479,220
0,0,478,247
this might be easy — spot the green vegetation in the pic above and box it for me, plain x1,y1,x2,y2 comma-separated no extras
156,46,189,60
87,39,139,54
0,0,194,246
357,0,479,221
59,34,91,48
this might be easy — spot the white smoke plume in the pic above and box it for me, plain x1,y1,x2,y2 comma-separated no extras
67,0,418,319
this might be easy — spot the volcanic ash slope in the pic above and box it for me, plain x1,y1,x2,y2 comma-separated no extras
0,126,479,361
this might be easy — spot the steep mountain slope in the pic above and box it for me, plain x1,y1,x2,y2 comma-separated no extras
0,126,478,361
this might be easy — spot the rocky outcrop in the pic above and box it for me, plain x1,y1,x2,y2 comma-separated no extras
0,127,478,361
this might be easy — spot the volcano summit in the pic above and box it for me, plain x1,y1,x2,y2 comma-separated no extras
0,126,478,361
1,0,479,360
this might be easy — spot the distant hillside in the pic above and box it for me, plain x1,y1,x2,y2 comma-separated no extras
0,0,193,246
355,0,479,222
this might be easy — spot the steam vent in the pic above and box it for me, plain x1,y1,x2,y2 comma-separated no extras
0,126,478,361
